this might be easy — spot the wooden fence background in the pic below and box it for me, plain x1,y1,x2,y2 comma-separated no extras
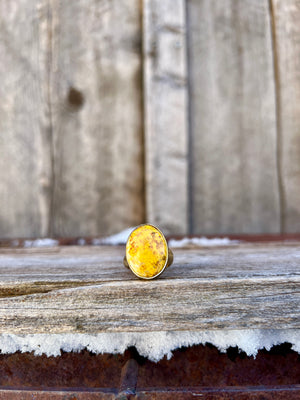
0,0,299,238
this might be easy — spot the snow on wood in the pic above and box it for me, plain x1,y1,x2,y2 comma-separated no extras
0,329,299,362
168,237,239,247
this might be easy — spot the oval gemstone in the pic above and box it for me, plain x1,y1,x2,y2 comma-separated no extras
126,225,168,279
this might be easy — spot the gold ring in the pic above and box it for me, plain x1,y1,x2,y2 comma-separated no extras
123,224,173,280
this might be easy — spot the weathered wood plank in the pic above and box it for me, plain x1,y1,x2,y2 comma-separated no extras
0,276,298,334
0,243,300,284
187,0,280,234
0,1,52,238
271,0,300,232
143,0,188,235
49,0,144,237
0,243,299,333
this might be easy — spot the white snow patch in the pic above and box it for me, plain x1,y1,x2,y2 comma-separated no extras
23,238,59,248
92,227,135,246
92,228,239,248
168,237,239,248
0,329,298,362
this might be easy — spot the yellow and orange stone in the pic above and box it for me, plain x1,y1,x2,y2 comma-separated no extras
125,224,172,279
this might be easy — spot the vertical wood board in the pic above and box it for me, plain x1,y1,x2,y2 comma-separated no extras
1,1,299,238
187,0,280,234
50,0,144,237
0,0,144,239
143,0,189,235
272,0,300,232
0,1,53,238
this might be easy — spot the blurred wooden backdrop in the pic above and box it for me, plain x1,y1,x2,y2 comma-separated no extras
0,0,299,238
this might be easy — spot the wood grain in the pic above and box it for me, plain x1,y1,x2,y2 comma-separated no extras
143,0,188,235
271,0,300,232
0,1,299,238
0,243,299,333
187,0,280,234
49,0,144,237
0,1,53,238
0,0,144,239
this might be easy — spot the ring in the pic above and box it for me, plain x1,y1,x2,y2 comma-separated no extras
123,224,173,280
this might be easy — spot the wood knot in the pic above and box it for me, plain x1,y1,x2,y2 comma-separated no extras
67,87,84,109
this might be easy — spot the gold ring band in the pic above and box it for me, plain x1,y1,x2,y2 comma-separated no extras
123,224,173,280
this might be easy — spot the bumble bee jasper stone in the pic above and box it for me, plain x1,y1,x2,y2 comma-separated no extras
126,225,168,279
